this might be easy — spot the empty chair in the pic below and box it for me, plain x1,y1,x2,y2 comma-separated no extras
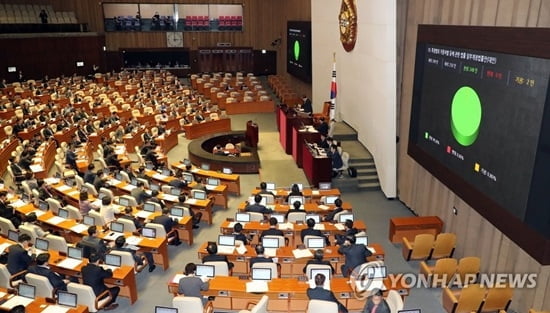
64,205,82,220
119,171,131,183
145,222,177,244
117,218,137,233
0,264,24,290
173,295,213,313
67,282,113,313
442,284,486,313
25,273,54,298
420,257,458,287
74,175,84,190
307,300,338,313
386,289,404,312
431,233,457,259
456,257,481,285
46,197,63,214
238,295,268,313
0,217,17,237
287,212,306,223
204,261,229,277
99,187,114,200
89,210,106,226
110,250,146,273
480,285,513,312
402,233,435,261
45,234,68,253
18,224,38,243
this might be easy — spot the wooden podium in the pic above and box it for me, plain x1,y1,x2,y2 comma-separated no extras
389,216,444,243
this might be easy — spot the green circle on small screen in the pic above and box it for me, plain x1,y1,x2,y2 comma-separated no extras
451,86,482,146
293,40,300,61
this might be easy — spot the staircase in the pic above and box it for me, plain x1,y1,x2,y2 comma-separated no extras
331,122,381,192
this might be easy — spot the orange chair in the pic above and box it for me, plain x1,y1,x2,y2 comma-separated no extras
402,233,435,261
442,284,486,313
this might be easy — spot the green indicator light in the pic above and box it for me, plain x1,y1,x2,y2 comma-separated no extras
425,132,429,139
451,86,482,146
293,40,300,61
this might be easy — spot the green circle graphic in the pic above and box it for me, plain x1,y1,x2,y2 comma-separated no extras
293,40,300,61
451,86,482,146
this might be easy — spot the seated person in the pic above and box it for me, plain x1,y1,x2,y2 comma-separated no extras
21,212,49,238
323,198,344,222
113,236,155,272
232,223,249,245
130,181,149,205
152,208,181,245
258,182,275,196
285,200,303,218
212,144,225,155
27,253,69,291
330,144,344,178
174,195,201,229
119,206,143,230
7,234,35,278
307,273,348,313
245,194,273,215
338,235,372,278
202,242,234,270
260,217,284,239
335,219,359,245
285,184,303,203
99,196,117,225
315,117,329,136
79,190,97,216
362,289,390,313
78,225,109,259
249,244,273,269
302,249,335,274
178,263,209,305
82,253,120,311
300,218,330,246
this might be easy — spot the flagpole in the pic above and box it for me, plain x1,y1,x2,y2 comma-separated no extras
330,53,337,121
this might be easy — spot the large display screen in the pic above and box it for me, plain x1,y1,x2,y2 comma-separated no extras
408,25,550,264
287,21,312,83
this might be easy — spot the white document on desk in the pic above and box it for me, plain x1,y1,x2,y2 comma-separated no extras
0,243,12,254
56,258,82,269
44,178,60,185
334,224,345,231
9,200,26,208
56,185,72,192
162,194,179,202
40,305,71,313
246,281,268,293
29,164,44,172
292,248,313,259
185,199,198,205
125,236,143,246
278,223,294,230
152,173,167,180
135,211,153,219
47,216,66,225
70,224,88,234
31,209,46,217
122,184,135,192
318,205,330,211
0,296,34,310
312,190,320,196
313,224,325,231
235,245,247,255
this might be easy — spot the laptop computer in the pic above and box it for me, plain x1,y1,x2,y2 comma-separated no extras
155,306,178,313
182,159,191,166
56,247,83,269
305,214,320,223
58,208,69,219
222,167,232,174
235,212,250,223
7,229,19,242
182,173,194,183
306,237,325,249
118,197,130,206
195,264,215,278
170,187,181,196
142,227,157,239
1,283,36,309
57,291,78,308
83,215,95,226
271,214,285,224
103,253,122,271
324,195,339,205
217,235,235,254
114,173,123,181
318,182,332,190
104,221,124,240
193,190,207,200
170,207,185,221
308,268,331,290
206,177,220,186
97,191,107,200
251,267,272,281
161,168,171,176
150,183,160,192
356,235,368,246
34,237,49,253
338,213,354,223
38,199,49,211
265,182,276,192
145,163,155,170
201,163,210,171
130,178,138,186
262,237,279,257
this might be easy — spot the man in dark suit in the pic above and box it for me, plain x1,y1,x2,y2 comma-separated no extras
338,235,372,277
8,157,25,183
232,223,249,245
174,195,201,229
324,198,344,222
113,236,155,272
83,164,96,185
245,194,272,215
307,273,348,313
78,226,109,259
152,208,180,245
315,117,329,135
301,96,313,115
130,181,149,205
65,145,78,172
362,289,391,313
303,249,335,274
301,218,330,246
260,217,284,239
249,244,273,269
257,182,275,197
81,253,120,310
202,242,234,270
0,191,21,228
27,253,68,291
7,234,35,278
335,219,359,245
118,207,143,230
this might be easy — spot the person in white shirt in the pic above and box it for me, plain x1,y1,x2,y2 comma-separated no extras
99,196,117,225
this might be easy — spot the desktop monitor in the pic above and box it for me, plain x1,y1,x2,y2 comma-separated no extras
155,306,178,313
367,266,387,279
110,221,124,233
39,200,49,211
161,168,171,176
114,173,123,181
171,207,184,217
182,173,194,183
305,214,320,224
356,236,368,246
206,177,220,186
324,196,339,205
58,208,69,219
193,190,207,200
251,267,272,281
145,163,155,170
118,197,130,206
318,182,332,190
83,215,95,226
21,193,30,203
57,291,77,308
195,264,215,277
67,247,83,260
150,183,160,191
307,237,325,249
338,213,354,223
235,213,250,223
35,238,49,251
201,163,210,171
18,283,36,299
142,227,157,238
131,178,139,186
170,187,181,196
271,214,285,224
105,254,122,267
222,167,232,174
7,229,19,242
143,202,156,212
265,182,276,191
398,310,421,313
288,196,304,206
218,235,235,246
310,268,332,281
183,159,191,166
262,237,280,248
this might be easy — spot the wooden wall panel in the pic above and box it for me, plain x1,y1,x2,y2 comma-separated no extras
397,0,550,311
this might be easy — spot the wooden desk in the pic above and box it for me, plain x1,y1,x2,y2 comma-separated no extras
389,216,444,243
225,100,275,115
155,130,179,152
0,293,89,313
302,143,331,188
171,163,241,195
183,118,232,140
251,188,341,203
292,126,322,168
237,202,353,216
0,139,18,176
